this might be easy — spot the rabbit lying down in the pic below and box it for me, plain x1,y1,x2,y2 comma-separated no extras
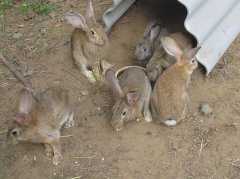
8,87,74,165
1,54,74,165
105,66,152,131
65,0,110,83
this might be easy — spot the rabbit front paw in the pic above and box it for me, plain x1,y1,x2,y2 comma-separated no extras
64,112,75,128
52,152,63,165
45,144,53,158
144,110,152,122
83,70,96,83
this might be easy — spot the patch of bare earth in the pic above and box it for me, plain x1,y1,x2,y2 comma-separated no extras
1,1,240,179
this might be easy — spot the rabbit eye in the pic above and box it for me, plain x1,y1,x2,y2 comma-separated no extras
86,65,93,71
90,30,95,35
121,110,127,117
191,59,196,64
11,129,20,137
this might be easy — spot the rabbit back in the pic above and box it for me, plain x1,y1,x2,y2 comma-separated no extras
36,87,73,130
152,65,189,124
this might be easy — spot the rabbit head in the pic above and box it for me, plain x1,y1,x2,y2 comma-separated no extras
8,89,37,143
161,36,200,74
135,22,161,63
65,0,108,46
105,69,142,131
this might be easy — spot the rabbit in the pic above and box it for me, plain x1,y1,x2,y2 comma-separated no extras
146,31,194,82
105,66,152,131
151,36,200,126
8,87,74,165
135,20,162,66
65,0,109,83
1,53,74,165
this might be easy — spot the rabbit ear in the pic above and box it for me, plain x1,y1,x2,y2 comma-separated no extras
150,26,160,43
18,89,34,114
161,36,183,60
184,46,201,60
126,91,140,106
14,113,29,125
105,69,124,98
65,12,88,31
143,20,158,38
85,0,96,23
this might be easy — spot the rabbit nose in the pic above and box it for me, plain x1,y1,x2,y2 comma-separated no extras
86,65,93,71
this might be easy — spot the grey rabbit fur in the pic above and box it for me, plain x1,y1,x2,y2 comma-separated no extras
135,20,162,65
105,66,152,131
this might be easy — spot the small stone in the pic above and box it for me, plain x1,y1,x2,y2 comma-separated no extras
81,90,89,96
13,32,23,39
101,157,105,161
74,161,78,164
200,103,213,115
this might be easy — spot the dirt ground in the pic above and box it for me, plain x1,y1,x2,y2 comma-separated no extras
1,0,240,179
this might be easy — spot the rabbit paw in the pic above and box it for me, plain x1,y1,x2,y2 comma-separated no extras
144,110,152,122
45,144,53,158
136,116,144,122
83,70,96,83
52,152,63,166
64,112,74,128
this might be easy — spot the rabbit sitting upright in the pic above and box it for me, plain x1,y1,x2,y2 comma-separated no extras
135,20,162,66
151,36,200,126
105,66,152,131
8,87,74,165
65,0,109,83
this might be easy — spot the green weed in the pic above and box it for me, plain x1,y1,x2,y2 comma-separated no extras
0,0,13,16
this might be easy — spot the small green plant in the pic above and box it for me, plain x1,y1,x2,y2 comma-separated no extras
31,2,55,15
0,0,13,15
19,1,55,15
19,2,32,14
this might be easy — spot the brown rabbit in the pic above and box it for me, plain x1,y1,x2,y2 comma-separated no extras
65,0,109,83
1,54,74,165
146,31,194,82
105,66,152,131
151,36,200,126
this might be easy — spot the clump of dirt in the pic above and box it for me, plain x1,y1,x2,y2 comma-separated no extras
1,0,240,179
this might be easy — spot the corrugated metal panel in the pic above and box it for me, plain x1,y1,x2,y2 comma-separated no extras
102,0,240,74
178,0,240,74
103,0,135,32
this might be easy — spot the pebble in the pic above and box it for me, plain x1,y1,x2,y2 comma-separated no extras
200,103,213,115
12,32,23,39
81,90,89,96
